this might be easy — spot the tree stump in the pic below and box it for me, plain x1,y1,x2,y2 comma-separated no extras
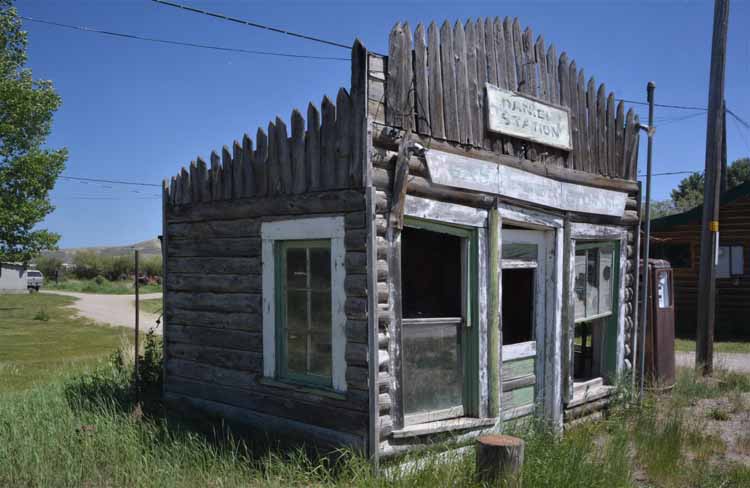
475,435,524,486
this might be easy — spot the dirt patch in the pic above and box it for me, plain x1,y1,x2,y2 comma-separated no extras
685,392,750,466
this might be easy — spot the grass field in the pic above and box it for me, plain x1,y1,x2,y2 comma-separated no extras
2,294,749,487
0,293,132,391
675,339,750,354
46,278,162,295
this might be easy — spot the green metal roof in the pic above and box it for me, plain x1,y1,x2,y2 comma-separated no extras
651,180,750,232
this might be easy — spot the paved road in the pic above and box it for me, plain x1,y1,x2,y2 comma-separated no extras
676,351,750,374
42,290,163,335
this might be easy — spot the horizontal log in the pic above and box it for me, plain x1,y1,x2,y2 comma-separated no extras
379,392,391,412
167,257,260,275
164,393,365,450
375,215,387,235
377,259,388,281
345,342,368,367
166,358,367,411
379,415,393,438
165,309,260,331
346,365,368,390
166,291,261,314
168,219,260,240
344,211,366,229
165,376,367,434
167,189,366,223
373,167,494,209
167,238,260,258
167,273,261,293
373,124,641,193
345,296,368,320
375,191,388,213
165,324,262,352
345,229,367,251
167,342,262,372
345,274,368,297
345,319,368,344
376,236,388,259
345,251,367,274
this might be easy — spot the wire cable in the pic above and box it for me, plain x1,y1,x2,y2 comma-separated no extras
19,15,349,61
59,176,161,188
150,0,352,50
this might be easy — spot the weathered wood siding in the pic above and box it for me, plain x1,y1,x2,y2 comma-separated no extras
650,188,750,340
162,42,373,448
371,18,640,180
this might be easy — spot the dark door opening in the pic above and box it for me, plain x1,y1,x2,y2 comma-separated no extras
502,268,535,345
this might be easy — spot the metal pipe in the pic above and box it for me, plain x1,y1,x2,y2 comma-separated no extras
134,248,140,404
638,82,656,401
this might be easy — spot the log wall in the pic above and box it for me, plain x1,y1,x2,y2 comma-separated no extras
162,42,373,448
650,188,750,340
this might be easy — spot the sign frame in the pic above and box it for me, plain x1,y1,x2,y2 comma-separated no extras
485,83,573,151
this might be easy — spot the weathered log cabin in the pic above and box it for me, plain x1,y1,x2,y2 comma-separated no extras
650,181,750,341
161,17,643,460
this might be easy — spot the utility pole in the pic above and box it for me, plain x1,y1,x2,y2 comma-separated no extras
696,0,730,375
134,249,141,403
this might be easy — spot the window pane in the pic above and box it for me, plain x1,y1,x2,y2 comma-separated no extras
310,291,331,335
502,243,538,261
717,246,730,278
574,251,587,320
657,271,670,308
731,246,744,276
286,290,308,333
286,247,307,289
586,249,599,316
402,323,463,416
599,248,613,315
286,331,307,374
309,332,332,377
309,247,331,290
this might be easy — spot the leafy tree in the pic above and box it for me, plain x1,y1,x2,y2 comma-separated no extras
649,200,678,220
670,158,750,212
0,1,66,263
33,254,62,278
72,250,103,280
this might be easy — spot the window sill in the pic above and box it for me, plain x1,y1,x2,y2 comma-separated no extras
391,417,497,439
258,377,346,401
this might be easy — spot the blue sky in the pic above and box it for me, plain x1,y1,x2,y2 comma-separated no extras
17,0,750,248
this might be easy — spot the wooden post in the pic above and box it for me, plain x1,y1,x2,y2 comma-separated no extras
696,0,730,376
475,435,524,486
488,205,500,418
134,248,140,403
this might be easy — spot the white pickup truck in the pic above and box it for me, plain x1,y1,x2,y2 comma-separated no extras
26,270,44,292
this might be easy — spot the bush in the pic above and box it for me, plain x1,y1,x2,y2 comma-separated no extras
33,307,49,321
72,250,104,279
140,256,162,278
33,255,63,278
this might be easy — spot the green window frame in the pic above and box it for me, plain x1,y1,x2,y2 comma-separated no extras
274,239,333,388
401,217,480,421
573,240,621,378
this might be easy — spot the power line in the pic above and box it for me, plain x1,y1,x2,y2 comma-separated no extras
19,15,349,61
618,98,708,111
151,0,352,50
637,170,701,177
59,176,161,188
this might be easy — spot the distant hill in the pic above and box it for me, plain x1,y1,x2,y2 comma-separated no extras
43,238,162,263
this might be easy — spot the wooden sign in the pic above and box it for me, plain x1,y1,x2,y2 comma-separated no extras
425,150,626,217
485,83,572,151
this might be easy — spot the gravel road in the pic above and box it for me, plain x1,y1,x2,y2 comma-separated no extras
42,290,163,335
676,351,750,374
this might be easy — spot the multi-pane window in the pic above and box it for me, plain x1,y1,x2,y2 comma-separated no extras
717,245,744,278
261,216,346,393
277,240,332,385
574,242,615,322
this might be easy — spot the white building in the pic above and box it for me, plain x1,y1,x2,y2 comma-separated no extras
0,262,29,294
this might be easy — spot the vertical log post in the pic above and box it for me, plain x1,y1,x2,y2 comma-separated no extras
475,435,524,486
